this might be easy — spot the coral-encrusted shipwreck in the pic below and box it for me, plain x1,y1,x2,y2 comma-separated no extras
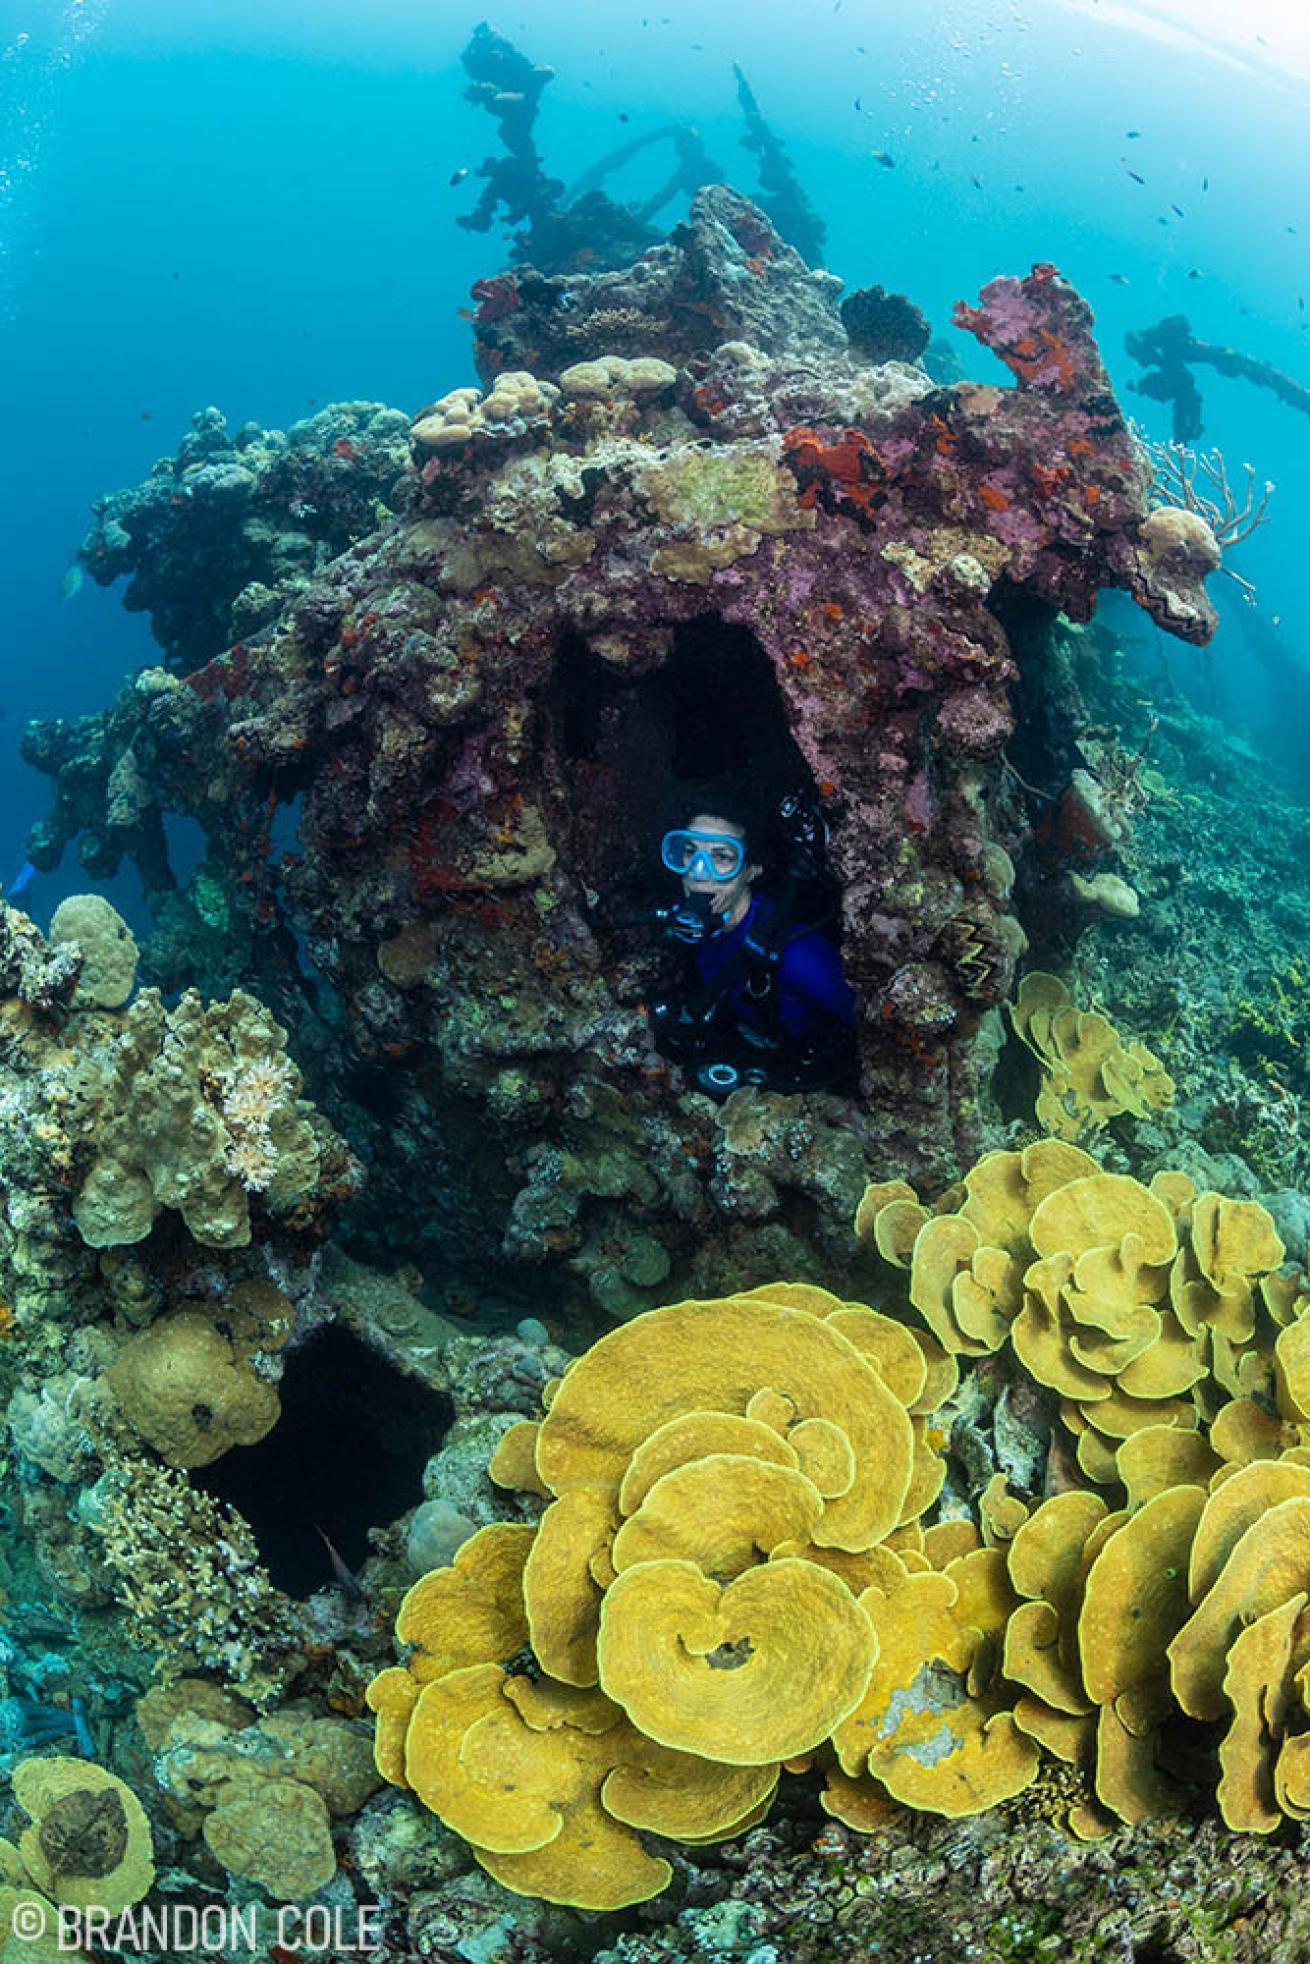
26,189,1222,1316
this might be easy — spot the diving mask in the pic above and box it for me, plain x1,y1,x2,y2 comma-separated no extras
661,828,745,882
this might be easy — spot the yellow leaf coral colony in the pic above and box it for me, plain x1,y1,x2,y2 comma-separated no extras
369,1142,1310,1909
369,1287,969,1907
1009,971,1175,1141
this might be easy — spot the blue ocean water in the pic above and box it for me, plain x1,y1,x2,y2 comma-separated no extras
2,0,1309,918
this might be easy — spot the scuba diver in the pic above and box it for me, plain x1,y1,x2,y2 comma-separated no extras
633,787,858,1098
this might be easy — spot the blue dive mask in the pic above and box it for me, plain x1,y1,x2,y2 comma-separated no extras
661,828,746,882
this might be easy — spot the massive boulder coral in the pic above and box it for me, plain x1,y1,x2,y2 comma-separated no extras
148,1700,382,1900
0,900,354,1344
105,1303,284,1467
24,194,1228,1309
7,1757,155,1917
69,987,336,1250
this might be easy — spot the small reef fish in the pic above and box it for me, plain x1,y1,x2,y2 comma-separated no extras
1125,129,1142,138
1202,176,1209,190
317,1527,367,1601
1124,167,1146,185
69,1696,94,1757
449,167,469,186
57,561,84,602
870,149,895,168
970,175,983,189
1109,273,1131,285
1188,269,1204,280
6,863,35,898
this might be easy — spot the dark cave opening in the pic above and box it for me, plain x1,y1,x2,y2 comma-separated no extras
662,616,812,786
554,614,819,902
193,1323,452,1599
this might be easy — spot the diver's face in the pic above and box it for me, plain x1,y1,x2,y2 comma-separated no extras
683,814,761,922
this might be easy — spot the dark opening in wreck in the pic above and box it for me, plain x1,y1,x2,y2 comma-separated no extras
552,612,825,915
193,1324,452,1598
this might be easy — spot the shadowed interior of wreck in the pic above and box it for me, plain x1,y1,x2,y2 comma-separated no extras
552,613,822,907
193,1324,452,1598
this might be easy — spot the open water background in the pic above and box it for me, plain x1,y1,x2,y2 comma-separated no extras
2,0,1309,922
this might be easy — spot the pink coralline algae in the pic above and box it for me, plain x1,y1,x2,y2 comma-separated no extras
24,194,1222,1314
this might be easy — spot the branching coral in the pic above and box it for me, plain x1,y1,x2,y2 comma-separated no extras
84,1459,300,1705
1135,430,1273,601
1230,959,1310,1088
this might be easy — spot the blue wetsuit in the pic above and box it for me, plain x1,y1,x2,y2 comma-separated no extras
693,895,856,1040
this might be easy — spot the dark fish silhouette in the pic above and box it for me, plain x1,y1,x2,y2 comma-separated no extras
1188,269,1203,280
1171,203,1185,216
1109,273,1130,285
317,1527,367,1601
449,166,469,186
870,149,895,168
1125,129,1142,138
1125,168,1145,184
